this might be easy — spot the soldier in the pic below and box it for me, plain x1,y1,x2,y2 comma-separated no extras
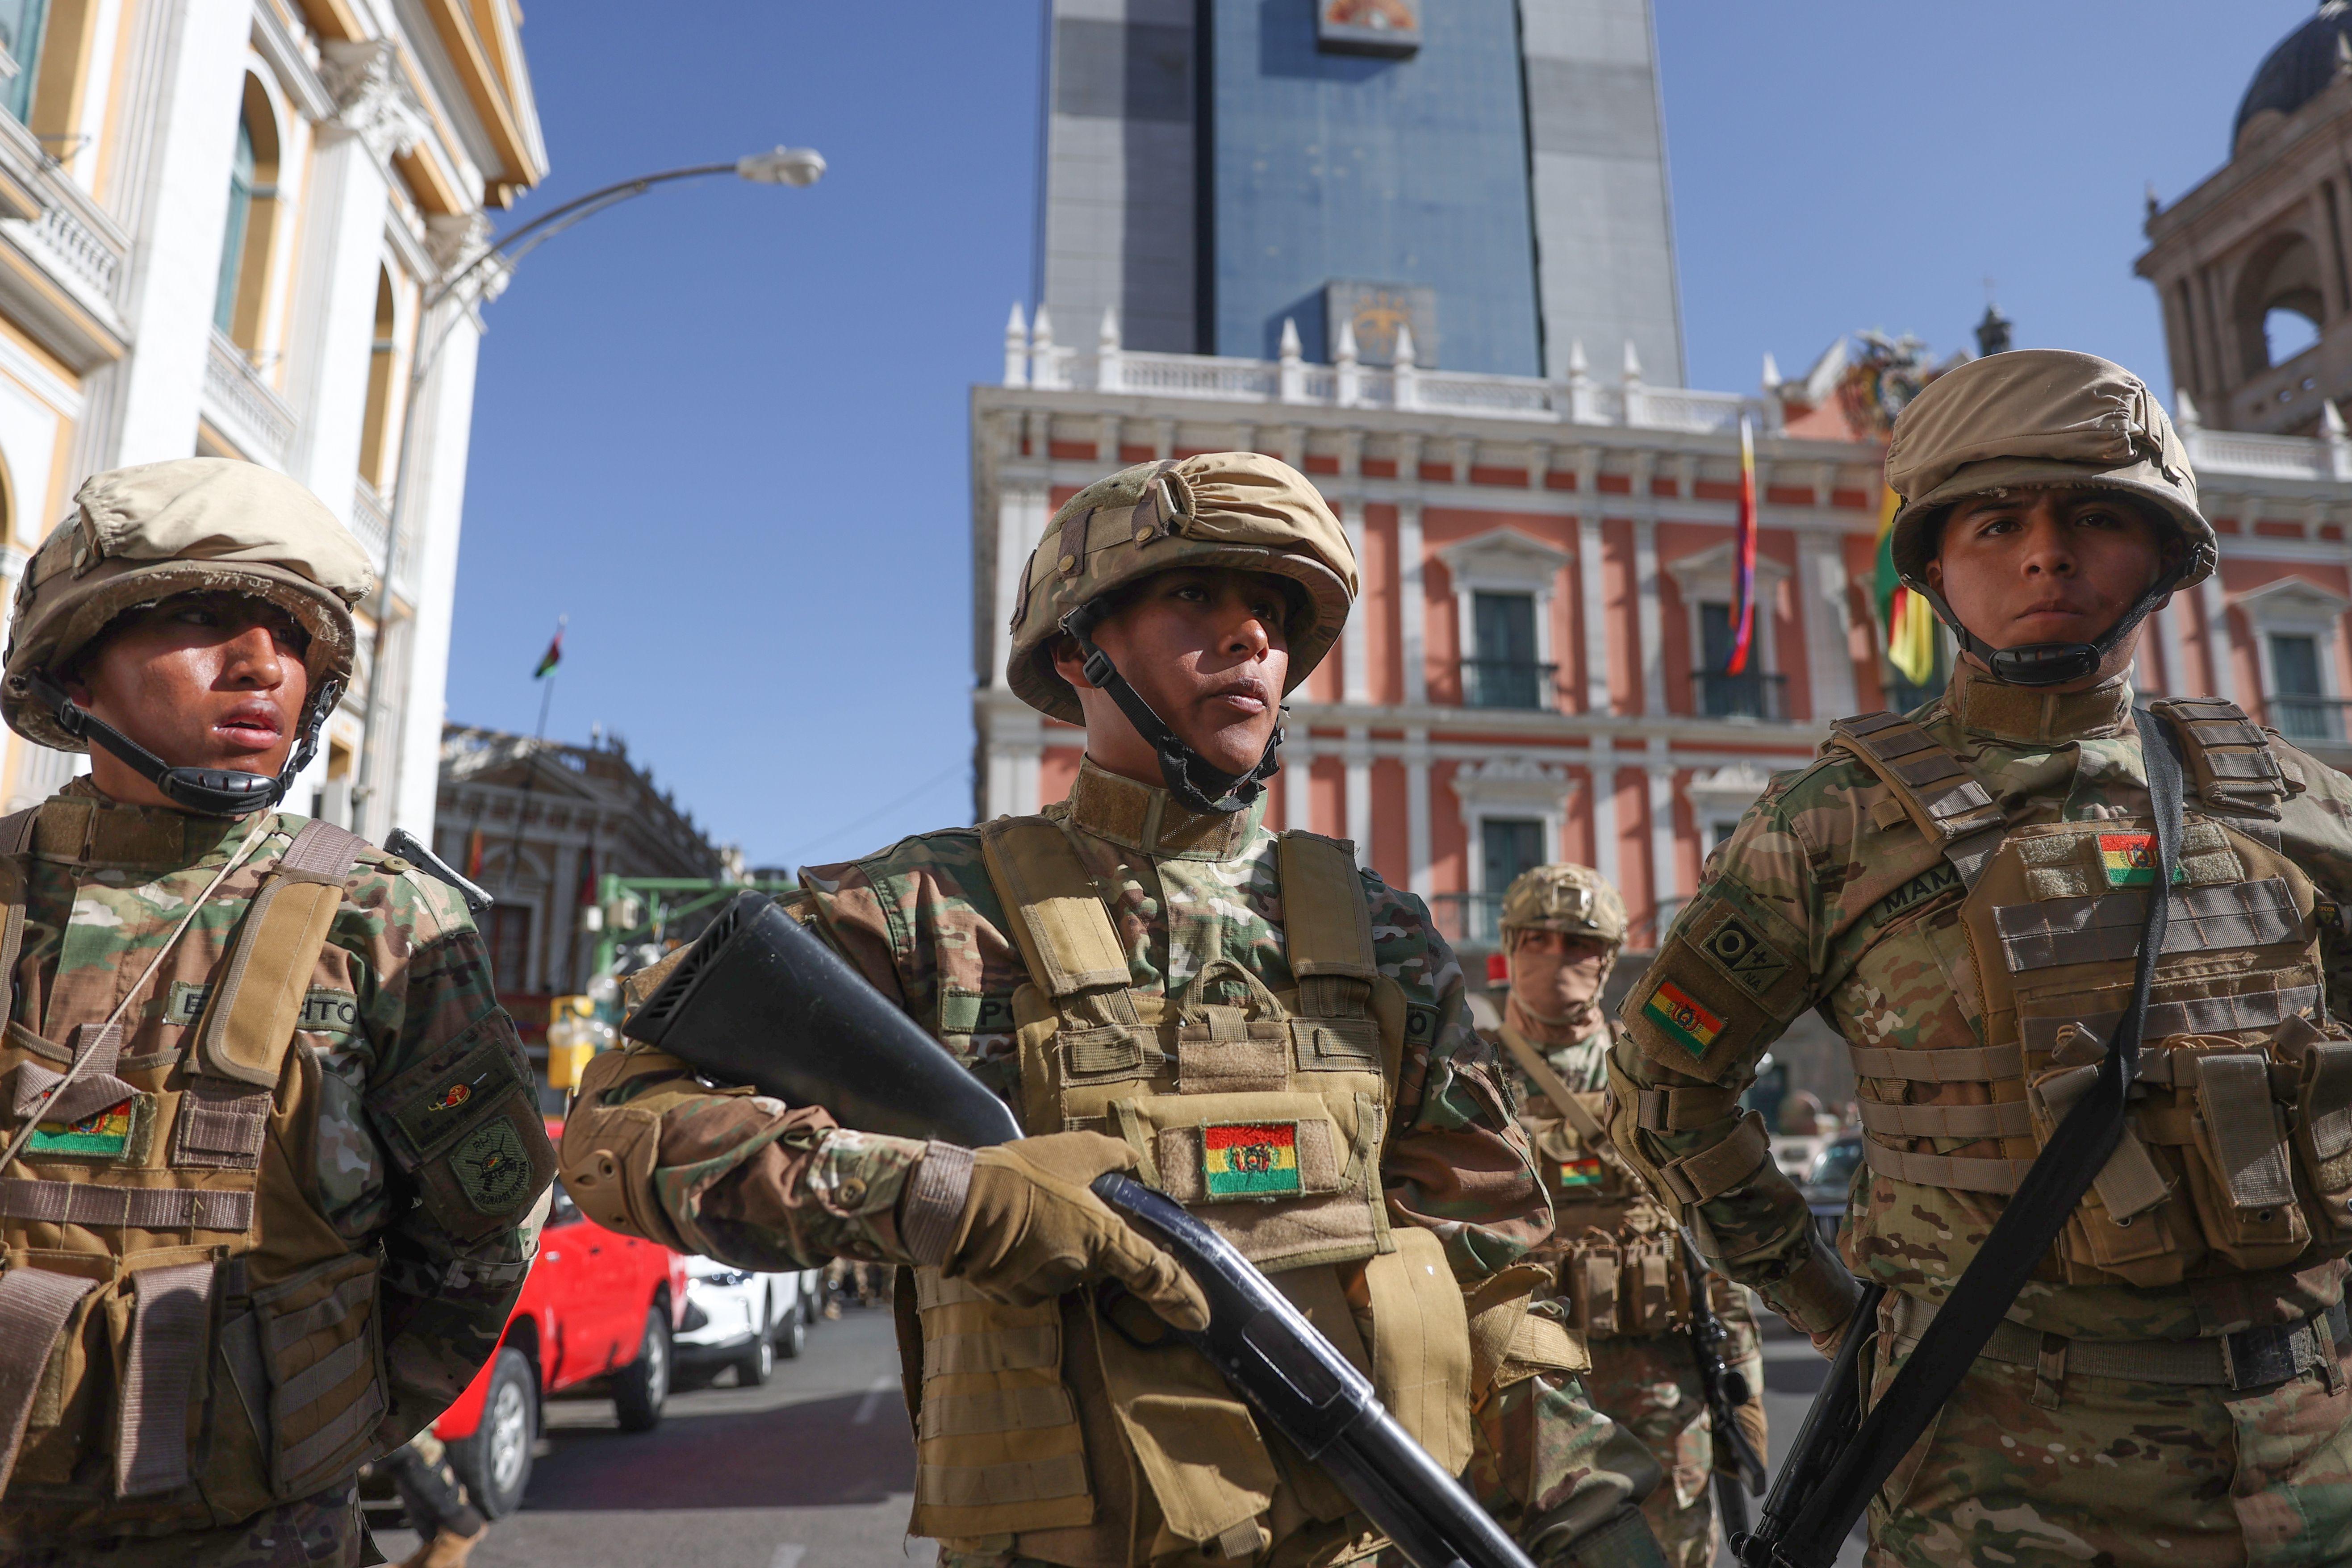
0,459,554,1566
561,452,1667,1568
1610,349,2352,1564
1486,865,1765,1568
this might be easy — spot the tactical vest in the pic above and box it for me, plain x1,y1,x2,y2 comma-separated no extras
1827,698,2352,1289
0,803,389,1538
1496,1024,1693,1339
907,816,1478,1566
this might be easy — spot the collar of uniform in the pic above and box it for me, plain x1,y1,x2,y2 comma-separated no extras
1946,661,2134,743
1063,758,1265,860
32,778,252,867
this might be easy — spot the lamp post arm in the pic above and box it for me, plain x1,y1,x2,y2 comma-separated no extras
349,160,746,832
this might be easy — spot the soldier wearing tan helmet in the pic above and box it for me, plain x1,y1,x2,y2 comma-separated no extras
0,460,552,1568
560,452,1669,1568
1614,350,2352,1563
1485,866,1763,1568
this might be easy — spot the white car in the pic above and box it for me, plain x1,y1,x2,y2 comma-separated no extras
673,1255,822,1387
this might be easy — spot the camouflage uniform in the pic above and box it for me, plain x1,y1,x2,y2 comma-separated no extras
586,760,1661,1564
1611,354,2352,1565
1487,866,1763,1568
568,452,1661,1567
0,462,550,1567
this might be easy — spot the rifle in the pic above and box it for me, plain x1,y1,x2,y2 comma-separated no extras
1731,1283,1882,1568
1676,1232,1766,1540
622,891,1537,1568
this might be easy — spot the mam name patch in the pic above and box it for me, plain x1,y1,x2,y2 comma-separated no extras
1202,1122,1302,1198
1644,982,1723,1060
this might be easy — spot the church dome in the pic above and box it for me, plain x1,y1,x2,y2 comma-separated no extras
2237,2,2352,154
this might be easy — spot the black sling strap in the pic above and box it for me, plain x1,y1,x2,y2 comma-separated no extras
1768,707,2186,1566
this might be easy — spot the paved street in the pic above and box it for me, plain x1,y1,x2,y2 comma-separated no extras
368,1296,1858,1568
369,1306,936,1568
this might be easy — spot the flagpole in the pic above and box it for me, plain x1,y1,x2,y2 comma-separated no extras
503,616,565,894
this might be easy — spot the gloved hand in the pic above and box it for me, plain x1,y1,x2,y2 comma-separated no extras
915,1131,1208,1331
1734,1392,1768,1470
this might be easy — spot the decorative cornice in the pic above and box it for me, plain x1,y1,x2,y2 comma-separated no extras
321,41,430,166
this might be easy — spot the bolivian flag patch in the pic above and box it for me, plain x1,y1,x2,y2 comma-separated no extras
1644,982,1723,1060
2098,833,2185,888
1556,1155,1603,1189
1202,1122,1302,1198
28,1098,134,1157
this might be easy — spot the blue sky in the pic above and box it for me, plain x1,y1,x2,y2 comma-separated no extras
446,1,2316,869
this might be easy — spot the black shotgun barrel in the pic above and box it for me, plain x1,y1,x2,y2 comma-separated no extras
1732,1281,1884,1568
622,892,1533,1568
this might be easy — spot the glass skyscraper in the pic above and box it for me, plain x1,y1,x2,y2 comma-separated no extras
1036,0,1684,382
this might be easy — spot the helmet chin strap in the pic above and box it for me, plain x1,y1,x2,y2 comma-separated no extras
1913,566,2182,691
19,670,341,818
1061,600,1281,816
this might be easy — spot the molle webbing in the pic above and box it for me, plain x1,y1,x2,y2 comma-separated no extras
1993,879,2299,973
2020,987,2318,1057
116,1260,214,1497
1829,711,2007,888
2151,698,2290,813
1849,1044,2023,1083
1632,1084,1743,1132
0,1176,254,1230
1857,1099,2034,1140
198,819,367,1087
1860,1139,2035,1194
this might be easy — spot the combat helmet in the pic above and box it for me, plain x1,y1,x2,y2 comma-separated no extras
1884,348,2215,688
1006,451,1356,813
2,459,376,815
1497,862,1628,1000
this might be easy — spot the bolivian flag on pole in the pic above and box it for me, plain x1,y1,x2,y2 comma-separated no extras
1874,481,1938,686
1725,414,1759,675
533,620,564,679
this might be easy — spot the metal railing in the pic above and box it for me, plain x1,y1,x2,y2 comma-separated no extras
1461,659,1558,710
1430,892,1504,949
2272,695,2352,744
1692,670,1788,721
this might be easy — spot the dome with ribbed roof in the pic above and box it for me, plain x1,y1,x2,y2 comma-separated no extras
2238,3,2352,153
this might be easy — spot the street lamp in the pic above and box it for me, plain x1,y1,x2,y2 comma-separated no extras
349,149,824,832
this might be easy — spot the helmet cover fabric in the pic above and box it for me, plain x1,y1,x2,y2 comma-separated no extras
1884,349,2215,591
1499,863,1628,948
1006,452,1357,724
3,459,375,750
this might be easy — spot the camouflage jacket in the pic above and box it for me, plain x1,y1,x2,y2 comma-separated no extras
1614,666,2352,1341
8,781,543,1439
623,759,1550,1284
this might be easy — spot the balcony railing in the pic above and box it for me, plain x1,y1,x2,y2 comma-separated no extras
1692,670,1788,721
1430,892,1504,949
2273,695,2352,745
1461,659,1558,711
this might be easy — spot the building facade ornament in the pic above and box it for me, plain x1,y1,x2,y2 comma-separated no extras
319,41,428,165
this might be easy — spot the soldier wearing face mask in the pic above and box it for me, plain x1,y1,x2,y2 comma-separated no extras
1485,865,1765,1568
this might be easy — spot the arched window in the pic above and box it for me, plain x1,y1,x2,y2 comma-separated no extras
357,267,397,488
0,0,49,124
212,77,280,350
2234,231,2327,376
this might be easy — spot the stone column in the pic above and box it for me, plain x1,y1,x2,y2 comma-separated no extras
1404,727,1432,899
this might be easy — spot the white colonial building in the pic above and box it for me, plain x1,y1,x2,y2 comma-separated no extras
0,0,544,844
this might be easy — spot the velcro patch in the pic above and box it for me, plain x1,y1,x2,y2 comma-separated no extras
1700,916,1791,995
1683,891,1809,1021
1202,1122,1302,1198
1555,1155,1603,1189
1404,1004,1439,1046
368,1013,529,1169
452,1115,536,1215
1643,982,1723,1060
27,1094,144,1159
938,991,1019,1036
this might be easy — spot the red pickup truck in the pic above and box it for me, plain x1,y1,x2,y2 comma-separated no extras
433,1124,687,1516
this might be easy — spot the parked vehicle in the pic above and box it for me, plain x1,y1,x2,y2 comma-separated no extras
433,1122,687,1518
1800,1132,1864,1252
674,1257,825,1387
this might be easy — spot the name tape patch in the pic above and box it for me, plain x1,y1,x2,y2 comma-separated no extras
166,982,360,1037
1872,863,1961,924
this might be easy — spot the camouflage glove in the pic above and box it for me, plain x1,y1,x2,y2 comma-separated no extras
560,1045,723,1252
902,1131,1209,1331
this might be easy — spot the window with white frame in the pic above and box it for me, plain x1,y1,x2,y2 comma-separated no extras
1449,757,1575,948
2237,577,2352,746
1437,529,1571,712
1665,542,1790,721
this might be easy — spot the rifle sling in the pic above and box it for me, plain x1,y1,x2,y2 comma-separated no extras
1496,1024,1618,1156
1773,708,2186,1566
